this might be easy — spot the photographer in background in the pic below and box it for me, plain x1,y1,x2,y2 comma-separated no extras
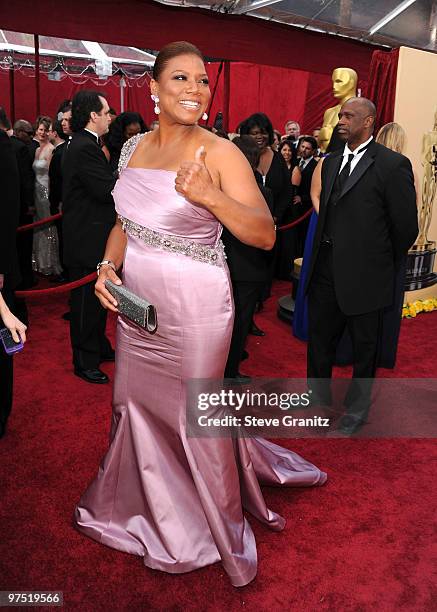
0,129,27,439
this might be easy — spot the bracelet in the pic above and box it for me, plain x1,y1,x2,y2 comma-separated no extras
96,260,116,275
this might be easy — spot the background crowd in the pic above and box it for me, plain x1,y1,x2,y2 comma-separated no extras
0,89,415,438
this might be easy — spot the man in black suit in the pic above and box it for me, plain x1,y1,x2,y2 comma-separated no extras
0,109,35,294
223,138,273,378
0,129,27,438
13,120,39,162
62,90,115,384
294,136,318,256
305,97,418,434
49,119,68,214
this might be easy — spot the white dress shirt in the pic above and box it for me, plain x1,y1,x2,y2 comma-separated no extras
84,128,99,142
339,136,373,175
298,157,313,171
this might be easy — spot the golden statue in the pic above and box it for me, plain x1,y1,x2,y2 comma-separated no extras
317,126,332,154
322,67,358,143
416,109,437,249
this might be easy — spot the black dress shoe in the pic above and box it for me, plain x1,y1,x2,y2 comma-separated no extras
336,414,366,435
249,322,265,337
74,368,109,384
235,372,252,383
100,350,115,363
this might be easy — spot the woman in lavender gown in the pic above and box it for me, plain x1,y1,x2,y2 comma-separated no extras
74,41,326,587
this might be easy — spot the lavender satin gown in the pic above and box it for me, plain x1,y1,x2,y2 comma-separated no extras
74,134,327,587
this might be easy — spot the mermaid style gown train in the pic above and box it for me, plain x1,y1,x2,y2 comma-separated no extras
74,134,327,587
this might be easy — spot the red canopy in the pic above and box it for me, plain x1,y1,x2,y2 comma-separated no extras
1,0,378,78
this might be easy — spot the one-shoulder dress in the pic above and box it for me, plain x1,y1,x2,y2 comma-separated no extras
74,133,327,587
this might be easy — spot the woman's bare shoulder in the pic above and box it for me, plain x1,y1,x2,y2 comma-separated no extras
200,132,241,162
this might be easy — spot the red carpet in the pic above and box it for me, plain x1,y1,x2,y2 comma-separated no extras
1,281,436,611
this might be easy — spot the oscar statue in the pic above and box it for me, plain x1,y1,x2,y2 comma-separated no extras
405,109,437,290
321,67,358,148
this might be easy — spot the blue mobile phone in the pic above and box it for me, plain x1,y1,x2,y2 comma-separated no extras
0,327,24,355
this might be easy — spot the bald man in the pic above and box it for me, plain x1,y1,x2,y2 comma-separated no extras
305,97,418,434
13,119,39,162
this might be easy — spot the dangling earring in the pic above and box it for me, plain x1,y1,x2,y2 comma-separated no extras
202,112,208,121
151,94,160,115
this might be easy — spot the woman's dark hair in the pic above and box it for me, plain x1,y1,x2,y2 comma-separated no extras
71,90,106,132
278,139,293,154
239,113,274,146
106,112,148,155
56,99,72,114
153,41,204,81
232,135,260,171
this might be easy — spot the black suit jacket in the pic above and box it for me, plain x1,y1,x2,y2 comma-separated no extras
49,141,66,215
28,139,40,163
0,131,21,288
305,140,418,316
10,135,34,224
62,130,116,268
265,152,292,223
297,157,317,210
222,176,273,283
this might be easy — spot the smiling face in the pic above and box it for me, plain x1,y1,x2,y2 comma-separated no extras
280,142,292,163
36,122,49,143
150,53,210,126
248,125,269,150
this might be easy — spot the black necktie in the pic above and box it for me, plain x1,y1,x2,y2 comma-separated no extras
336,153,354,193
299,158,305,170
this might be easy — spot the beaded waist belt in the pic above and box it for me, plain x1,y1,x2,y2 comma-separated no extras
118,215,225,267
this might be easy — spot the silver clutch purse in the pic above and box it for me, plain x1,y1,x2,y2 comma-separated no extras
105,279,158,333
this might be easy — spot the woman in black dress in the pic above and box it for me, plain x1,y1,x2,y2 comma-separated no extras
239,114,292,314
104,112,148,174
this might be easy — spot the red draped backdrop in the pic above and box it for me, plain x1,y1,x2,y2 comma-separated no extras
366,49,400,134
0,0,384,134
0,63,369,134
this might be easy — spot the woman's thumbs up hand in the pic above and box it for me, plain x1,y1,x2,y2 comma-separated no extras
175,146,215,206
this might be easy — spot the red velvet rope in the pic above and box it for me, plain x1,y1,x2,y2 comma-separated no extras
17,212,62,233
277,208,313,231
17,208,311,235
15,272,97,298
14,209,311,299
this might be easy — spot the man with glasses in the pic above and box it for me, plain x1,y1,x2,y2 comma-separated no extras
13,119,39,162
